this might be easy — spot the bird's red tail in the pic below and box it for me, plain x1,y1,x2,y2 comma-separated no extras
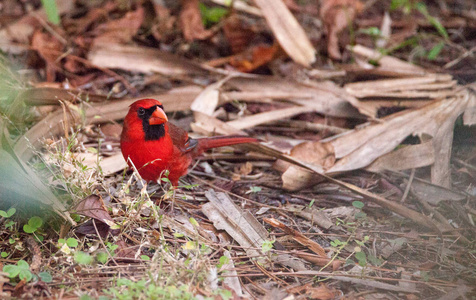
199,135,258,150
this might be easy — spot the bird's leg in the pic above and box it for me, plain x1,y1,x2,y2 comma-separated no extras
171,186,176,212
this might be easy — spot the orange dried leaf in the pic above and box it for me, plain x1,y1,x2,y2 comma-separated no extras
229,44,279,72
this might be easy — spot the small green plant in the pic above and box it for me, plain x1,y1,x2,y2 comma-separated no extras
105,278,198,300
140,255,150,261
245,186,262,194
367,254,384,266
105,242,119,256
199,3,228,27
217,255,230,269
58,237,79,248
354,251,367,267
23,216,43,234
389,0,448,61
38,271,53,283
261,239,275,254
4,219,15,229
352,201,367,219
96,252,108,264
308,199,316,208
330,238,347,248
3,260,33,282
40,0,60,25
0,207,16,218
74,251,93,265
0,208,16,229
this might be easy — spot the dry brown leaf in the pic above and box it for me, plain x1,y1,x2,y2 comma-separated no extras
180,0,212,41
93,6,144,44
150,4,176,41
31,30,64,82
227,106,309,130
226,77,363,118
345,74,456,99
291,141,335,169
63,1,117,34
229,44,280,72
98,153,128,177
88,43,208,77
192,111,247,136
281,91,470,190
366,141,435,173
329,96,465,170
282,93,469,189
320,0,363,60
235,162,254,176
74,194,114,225
410,178,465,205
115,240,138,259
191,75,236,116
74,194,116,238
463,82,476,125
223,14,255,54
281,141,334,190
253,0,316,67
348,45,427,77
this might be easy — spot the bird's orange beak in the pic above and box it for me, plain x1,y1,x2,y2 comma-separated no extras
149,106,168,125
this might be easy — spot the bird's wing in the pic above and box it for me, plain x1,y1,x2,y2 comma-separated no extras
168,123,197,153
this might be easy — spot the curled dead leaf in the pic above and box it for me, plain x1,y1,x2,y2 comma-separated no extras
281,141,335,191
290,141,336,168
320,0,364,59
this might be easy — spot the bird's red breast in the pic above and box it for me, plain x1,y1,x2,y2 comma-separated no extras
120,99,258,186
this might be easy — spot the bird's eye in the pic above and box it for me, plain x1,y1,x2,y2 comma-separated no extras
138,107,145,116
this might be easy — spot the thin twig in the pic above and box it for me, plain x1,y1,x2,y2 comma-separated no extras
92,219,119,266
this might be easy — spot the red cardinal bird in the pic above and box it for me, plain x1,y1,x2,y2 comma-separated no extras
120,99,258,186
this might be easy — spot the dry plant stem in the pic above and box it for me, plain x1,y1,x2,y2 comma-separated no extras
453,158,476,172
254,261,288,286
400,168,415,203
92,219,119,266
